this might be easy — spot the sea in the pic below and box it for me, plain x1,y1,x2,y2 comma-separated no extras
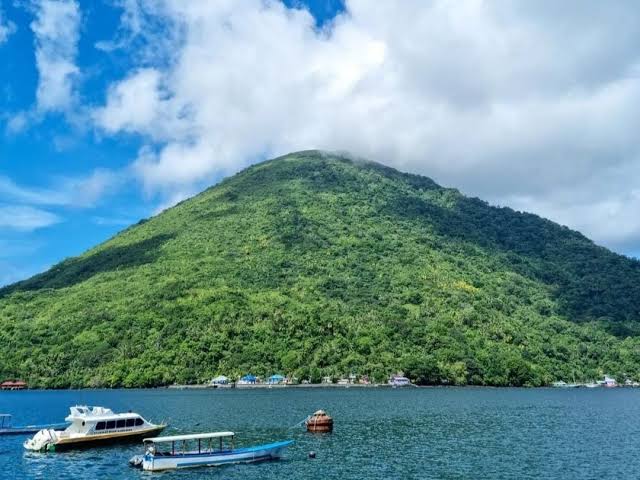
1,387,638,479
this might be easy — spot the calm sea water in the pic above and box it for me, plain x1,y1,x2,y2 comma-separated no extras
1,387,638,479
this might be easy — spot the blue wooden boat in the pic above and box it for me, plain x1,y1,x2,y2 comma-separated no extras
130,432,293,471
0,414,68,436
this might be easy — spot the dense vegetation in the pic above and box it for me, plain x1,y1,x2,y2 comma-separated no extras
1,151,639,388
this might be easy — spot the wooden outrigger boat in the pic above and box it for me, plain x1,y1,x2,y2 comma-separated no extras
129,432,293,471
23,406,166,452
0,414,68,436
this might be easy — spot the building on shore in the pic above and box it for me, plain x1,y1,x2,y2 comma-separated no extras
389,374,411,387
238,374,257,385
602,375,617,388
0,380,27,390
267,374,285,385
210,375,229,385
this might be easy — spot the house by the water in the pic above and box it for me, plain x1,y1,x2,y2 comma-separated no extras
0,380,27,390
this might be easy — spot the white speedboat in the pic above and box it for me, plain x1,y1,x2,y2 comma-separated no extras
24,406,165,452
130,432,293,471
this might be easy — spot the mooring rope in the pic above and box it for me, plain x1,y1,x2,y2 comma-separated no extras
289,415,310,429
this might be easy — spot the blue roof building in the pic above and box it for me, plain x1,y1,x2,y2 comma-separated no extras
268,374,285,384
239,374,257,384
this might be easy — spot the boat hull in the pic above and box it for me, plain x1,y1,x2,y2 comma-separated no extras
142,440,293,471
55,425,166,451
25,425,166,452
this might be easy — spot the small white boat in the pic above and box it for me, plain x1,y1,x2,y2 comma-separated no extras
130,432,293,471
24,406,165,452
0,414,68,436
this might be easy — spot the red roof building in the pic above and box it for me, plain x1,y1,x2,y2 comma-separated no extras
0,380,27,390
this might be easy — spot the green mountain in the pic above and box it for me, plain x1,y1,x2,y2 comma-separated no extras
1,151,639,388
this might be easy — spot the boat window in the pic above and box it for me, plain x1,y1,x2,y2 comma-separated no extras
126,418,135,427
106,420,116,429
116,419,126,428
135,418,144,426
95,421,105,431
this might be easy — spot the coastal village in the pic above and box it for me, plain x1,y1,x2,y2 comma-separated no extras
551,376,640,388
3,375,637,390
169,374,632,389
174,373,413,389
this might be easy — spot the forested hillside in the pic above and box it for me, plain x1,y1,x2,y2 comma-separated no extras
1,151,639,387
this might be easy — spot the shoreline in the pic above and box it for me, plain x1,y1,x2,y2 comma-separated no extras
3,383,637,391
167,383,401,390
1,385,636,391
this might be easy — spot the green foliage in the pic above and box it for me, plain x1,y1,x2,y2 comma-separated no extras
0,150,639,388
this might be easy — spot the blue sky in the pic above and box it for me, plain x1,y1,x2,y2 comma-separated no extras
1,0,639,286
0,1,343,285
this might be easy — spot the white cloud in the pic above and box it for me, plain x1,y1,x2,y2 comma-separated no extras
498,161,640,252
93,0,640,253
0,205,60,231
59,169,122,207
5,111,29,135
94,69,171,137
0,169,122,208
0,6,16,44
510,191,640,251
30,0,81,112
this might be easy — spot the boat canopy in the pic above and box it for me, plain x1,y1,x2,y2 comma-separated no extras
144,432,235,443
241,374,256,381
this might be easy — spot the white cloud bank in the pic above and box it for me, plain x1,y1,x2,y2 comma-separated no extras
91,0,640,253
31,0,81,113
0,205,60,231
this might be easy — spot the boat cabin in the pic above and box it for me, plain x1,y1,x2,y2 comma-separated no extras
64,406,152,436
144,432,236,457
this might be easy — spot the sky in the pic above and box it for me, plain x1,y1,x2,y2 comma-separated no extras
0,0,639,286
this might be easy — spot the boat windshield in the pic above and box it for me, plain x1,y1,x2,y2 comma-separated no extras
144,433,235,456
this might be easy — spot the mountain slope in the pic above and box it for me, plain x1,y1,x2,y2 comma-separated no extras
1,151,639,387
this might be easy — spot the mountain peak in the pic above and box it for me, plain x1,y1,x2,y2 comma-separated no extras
1,151,639,388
